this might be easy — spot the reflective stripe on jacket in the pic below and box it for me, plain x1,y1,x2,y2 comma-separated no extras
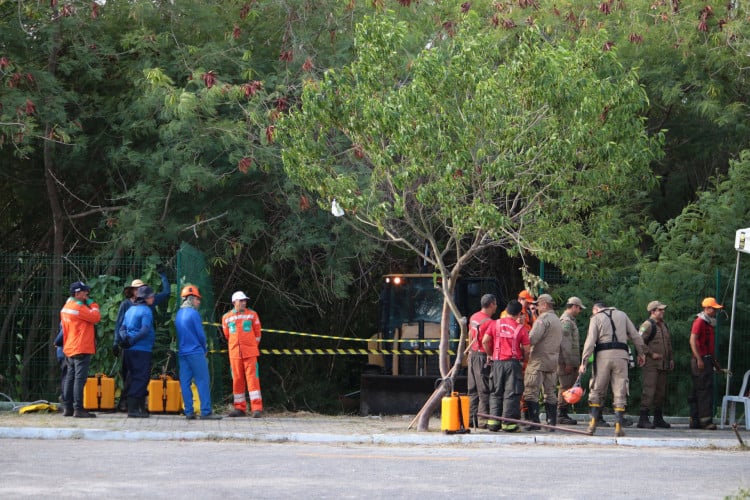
61,297,101,357
222,308,262,359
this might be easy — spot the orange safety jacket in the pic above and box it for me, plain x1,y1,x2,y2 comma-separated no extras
61,297,101,357
221,307,262,359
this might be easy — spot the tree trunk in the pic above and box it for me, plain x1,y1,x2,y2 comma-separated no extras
412,284,470,431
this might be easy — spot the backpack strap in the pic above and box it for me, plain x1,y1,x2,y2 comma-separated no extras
594,309,629,353
644,319,657,344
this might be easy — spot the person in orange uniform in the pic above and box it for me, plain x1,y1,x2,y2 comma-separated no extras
61,281,101,418
222,291,263,418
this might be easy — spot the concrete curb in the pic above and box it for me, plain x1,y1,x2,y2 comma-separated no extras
0,426,744,449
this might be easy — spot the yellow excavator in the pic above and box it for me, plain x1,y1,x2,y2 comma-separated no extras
360,273,503,415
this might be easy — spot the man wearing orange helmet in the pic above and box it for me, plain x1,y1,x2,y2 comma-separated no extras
222,291,263,418
688,297,723,430
176,285,221,420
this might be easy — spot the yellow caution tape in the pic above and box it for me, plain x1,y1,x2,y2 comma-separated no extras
203,322,455,344
209,348,456,356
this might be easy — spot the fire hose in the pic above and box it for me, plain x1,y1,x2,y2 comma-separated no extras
477,412,594,436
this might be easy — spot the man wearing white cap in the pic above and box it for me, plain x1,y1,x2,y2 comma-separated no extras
222,291,263,418
637,300,673,429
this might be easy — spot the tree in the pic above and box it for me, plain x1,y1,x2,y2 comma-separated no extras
280,11,663,429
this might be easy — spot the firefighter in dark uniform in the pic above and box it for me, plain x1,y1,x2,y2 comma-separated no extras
637,300,674,429
579,301,645,437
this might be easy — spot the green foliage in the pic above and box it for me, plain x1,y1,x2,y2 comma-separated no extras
281,12,663,287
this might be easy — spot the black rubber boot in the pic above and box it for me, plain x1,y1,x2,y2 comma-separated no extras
545,403,557,432
587,405,602,435
558,404,578,425
525,402,541,431
139,398,150,417
637,408,655,429
127,397,149,418
653,409,671,429
614,409,626,437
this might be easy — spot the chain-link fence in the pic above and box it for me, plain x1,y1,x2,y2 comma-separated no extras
540,263,750,418
0,253,154,402
176,242,227,408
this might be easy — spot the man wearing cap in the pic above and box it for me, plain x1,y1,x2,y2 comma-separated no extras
222,291,263,418
637,300,674,429
689,297,723,430
579,301,645,436
466,294,497,429
112,270,171,411
522,294,562,430
557,297,585,425
119,285,156,417
515,290,537,331
60,281,101,418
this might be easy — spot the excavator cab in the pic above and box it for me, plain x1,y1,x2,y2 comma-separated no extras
361,273,502,415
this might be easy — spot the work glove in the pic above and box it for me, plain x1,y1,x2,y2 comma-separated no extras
119,337,131,349
156,263,167,275
112,345,121,357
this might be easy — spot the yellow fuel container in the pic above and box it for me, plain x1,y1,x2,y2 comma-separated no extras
148,374,183,413
441,392,470,434
83,373,116,410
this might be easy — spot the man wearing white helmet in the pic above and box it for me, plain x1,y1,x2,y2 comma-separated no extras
222,291,263,418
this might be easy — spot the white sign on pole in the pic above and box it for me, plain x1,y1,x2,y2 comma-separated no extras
735,228,750,254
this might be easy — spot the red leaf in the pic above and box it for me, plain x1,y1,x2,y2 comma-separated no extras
232,25,241,40
91,2,99,19
302,57,314,72
0,57,10,70
265,125,275,144
242,80,263,98
238,157,253,174
201,71,217,89
299,195,311,211
25,99,36,115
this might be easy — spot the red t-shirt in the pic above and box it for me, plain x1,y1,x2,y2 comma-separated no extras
487,317,530,361
468,311,494,353
690,315,715,357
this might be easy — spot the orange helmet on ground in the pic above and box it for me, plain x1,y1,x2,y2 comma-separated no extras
181,284,201,299
563,384,584,405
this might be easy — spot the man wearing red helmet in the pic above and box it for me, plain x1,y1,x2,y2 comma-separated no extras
689,297,723,430
222,291,263,418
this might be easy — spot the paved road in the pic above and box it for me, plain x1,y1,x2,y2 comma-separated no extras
2,439,748,499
